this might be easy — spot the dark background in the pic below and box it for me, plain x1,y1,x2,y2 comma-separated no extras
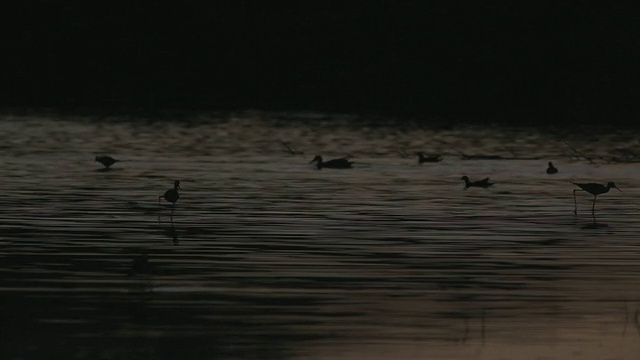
2,1,639,125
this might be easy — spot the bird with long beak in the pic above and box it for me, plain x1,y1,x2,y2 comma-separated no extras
573,182,621,220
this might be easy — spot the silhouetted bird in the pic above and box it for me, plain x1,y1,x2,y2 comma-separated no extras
461,176,494,189
159,180,181,205
95,155,118,169
416,152,443,163
572,182,621,217
546,162,558,174
310,155,353,169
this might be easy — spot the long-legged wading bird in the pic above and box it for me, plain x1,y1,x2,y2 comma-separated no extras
95,155,118,169
573,182,621,218
546,161,558,174
159,180,181,207
416,152,443,164
310,155,353,169
461,176,494,189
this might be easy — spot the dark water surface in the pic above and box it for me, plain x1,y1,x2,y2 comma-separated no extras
1,113,640,360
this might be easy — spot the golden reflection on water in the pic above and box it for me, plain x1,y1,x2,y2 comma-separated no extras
1,112,640,359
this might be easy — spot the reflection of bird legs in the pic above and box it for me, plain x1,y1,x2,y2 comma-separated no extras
170,222,178,245
481,309,486,345
623,302,630,336
634,305,640,336
573,190,598,222
623,302,640,337
461,317,469,343
157,204,176,225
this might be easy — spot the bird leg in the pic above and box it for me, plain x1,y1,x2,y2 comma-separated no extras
573,189,583,215
592,195,597,222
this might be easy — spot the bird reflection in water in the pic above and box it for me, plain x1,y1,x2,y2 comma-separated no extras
128,249,150,277
436,308,487,345
623,302,640,337
164,218,179,245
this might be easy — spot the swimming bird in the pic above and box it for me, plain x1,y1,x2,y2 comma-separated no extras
95,155,118,169
546,162,558,174
461,176,494,189
159,180,181,206
416,152,443,163
310,155,353,169
573,182,621,218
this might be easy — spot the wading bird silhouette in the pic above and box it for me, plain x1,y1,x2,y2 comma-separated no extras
159,180,181,215
95,155,118,169
310,155,353,169
573,182,620,220
461,176,494,189
546,161,558,174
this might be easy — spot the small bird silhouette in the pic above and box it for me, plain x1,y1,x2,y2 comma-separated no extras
159,180,181,205
461,176,494,189
310,155,353,169
416,152,443,164
95,155,118,169
546,162,558,174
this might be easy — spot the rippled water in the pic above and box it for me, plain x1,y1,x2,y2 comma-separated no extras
1,112,640,360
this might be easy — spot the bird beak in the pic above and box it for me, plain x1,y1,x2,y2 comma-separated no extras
614,186,622,192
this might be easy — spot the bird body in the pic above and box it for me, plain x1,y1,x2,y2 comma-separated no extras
546,162,558,174
572,181,620,219
416,152,443,163
310,155,353,169
95,155,118,169
159,180,181,205
573,182,618,196
461,176,494,189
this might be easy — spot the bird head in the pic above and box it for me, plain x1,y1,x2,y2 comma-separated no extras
461,176,470,181
607,182,621,191
310,155,322,163
174,180,181,189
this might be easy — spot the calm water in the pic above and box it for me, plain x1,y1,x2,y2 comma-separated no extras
1,112,640,360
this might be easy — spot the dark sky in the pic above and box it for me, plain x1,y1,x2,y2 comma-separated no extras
3,1,639,124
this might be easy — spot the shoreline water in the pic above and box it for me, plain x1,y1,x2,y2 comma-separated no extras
1,111,639,359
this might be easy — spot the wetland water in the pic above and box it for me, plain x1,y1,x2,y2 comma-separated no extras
1,113,640,359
